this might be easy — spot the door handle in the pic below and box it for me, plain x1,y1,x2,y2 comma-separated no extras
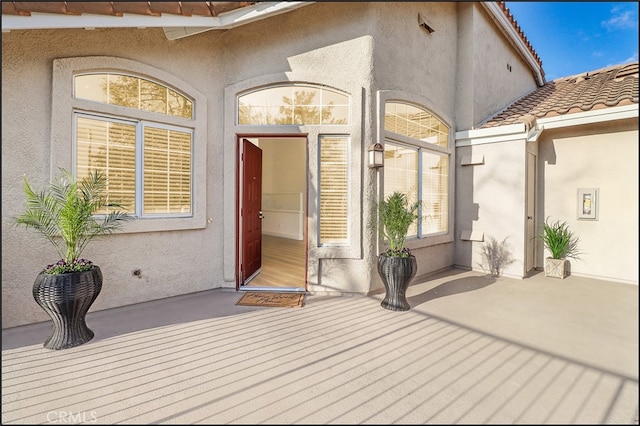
259,211,264,219
527,216,533,219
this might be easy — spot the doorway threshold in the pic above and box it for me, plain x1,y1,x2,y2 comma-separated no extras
240,286,306,293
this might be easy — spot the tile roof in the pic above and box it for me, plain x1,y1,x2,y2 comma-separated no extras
1,1,257,17
2,2,543,74
496,2,542,69
481,62,639,128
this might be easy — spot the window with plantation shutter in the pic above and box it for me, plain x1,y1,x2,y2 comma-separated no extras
383,101,450,237
383,143,419,237
421,151,448,235
76,116,137,214
73,73,194,218
319,135,349,245
143,127,192,215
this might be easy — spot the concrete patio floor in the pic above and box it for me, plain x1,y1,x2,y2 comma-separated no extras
2,268,638,424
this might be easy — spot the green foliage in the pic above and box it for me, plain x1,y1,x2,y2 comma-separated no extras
377,191,419,257
540,217,581,260
15,169,133,274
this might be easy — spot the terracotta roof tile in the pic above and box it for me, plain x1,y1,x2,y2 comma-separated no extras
481,62,639,128
497,2,543,68
1,1,256,17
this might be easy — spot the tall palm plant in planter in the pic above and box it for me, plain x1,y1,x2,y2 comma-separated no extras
15,169,132,349
540,217,581,279
376,191,419,311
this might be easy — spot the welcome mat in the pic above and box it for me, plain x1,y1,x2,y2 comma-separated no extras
236,291,305,308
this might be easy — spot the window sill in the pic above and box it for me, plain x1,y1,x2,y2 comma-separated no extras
117,215,207,234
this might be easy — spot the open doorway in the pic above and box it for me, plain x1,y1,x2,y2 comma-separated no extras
237,136,308,291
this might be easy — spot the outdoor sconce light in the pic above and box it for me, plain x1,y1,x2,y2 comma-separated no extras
368,143,384,168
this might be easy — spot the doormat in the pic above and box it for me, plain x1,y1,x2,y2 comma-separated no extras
236,292,305,308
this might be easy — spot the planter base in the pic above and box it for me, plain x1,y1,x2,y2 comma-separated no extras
32,267,102,350
378,254,417,311
545,258,568,279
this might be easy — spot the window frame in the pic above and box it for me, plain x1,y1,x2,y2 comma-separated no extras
377,91,455,250
51,56,208,233
237,84,350,126
318,134,351,247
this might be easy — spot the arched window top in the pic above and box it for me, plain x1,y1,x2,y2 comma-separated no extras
74,73,193,119
238,84,349,125
384,101,448,148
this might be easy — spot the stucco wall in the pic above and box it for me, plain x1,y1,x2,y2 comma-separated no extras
371,2,458,122
2,2,549,328
2,27,230,328
219,2,376,294
537,120,638,284
455,139,528,278
2,2,384,327
367,2,462,284
455,3,539,130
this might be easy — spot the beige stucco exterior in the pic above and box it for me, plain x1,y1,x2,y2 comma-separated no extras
537,118,638,283
455,111,638,284
3,2,635,329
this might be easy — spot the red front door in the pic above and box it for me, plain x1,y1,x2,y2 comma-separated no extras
241,139,263,283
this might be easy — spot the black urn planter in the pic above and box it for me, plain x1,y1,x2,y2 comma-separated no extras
377,254,417,311
32,266,103,350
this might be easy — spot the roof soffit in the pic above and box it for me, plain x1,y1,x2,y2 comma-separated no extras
1,1,313,40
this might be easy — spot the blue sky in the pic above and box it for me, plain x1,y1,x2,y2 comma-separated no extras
505,2,639,81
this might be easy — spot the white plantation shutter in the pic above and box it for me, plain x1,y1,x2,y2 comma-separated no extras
75,114,193,217
143,127,192,214
421,151,448,235
319,136,349,245
383,143,419,237
76,116,136,214
384,102,448,147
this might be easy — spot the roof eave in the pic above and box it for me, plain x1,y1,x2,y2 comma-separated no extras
456,104,639,146
537,103,639,129
1,1,313,40
481,2,546,86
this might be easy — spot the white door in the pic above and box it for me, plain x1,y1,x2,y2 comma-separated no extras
525,152,536,273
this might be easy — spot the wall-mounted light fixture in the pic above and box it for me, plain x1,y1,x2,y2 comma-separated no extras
368,143,384,168
418,13,435,34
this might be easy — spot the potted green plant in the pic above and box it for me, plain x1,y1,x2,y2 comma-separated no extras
15,169,132,349
376,191,419,311
540,217,581,279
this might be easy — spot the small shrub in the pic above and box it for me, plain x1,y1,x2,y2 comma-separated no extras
15,169,133,274
540,217,581,260
377,191,419,257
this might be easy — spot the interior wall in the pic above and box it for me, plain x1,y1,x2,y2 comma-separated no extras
261,138,306,195
260,138,306,241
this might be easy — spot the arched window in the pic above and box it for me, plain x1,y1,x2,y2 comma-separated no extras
238,85,349,125
383,101,450,237
75,74,193,118
72,73,195,217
